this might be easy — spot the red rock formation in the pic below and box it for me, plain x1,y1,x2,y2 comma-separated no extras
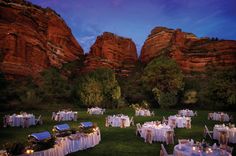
0,0,83,77
140,26,236,74
83,32,138,76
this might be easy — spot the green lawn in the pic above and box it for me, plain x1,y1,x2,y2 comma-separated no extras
0,107,235,156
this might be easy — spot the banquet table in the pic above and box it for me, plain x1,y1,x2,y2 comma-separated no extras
209,113,230,122
140,122,172,142
168,115,191,128
108,115,130,127
178,109,194,117
9,114,35,127
88,107,105,115
135,109,151,116
174,144,232,156
54,111,77,121
19,128,101,156
213,124,236,144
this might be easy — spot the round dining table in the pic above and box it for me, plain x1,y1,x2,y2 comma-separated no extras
108,115,130,127
168,115,191,128
174,144,232,156
213,124,236,144
54,111,77,121
9,114,35,127
135,109,151,116
140,122,172,142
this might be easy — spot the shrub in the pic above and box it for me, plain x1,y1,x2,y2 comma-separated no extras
158,92,177,108
19,89,42,109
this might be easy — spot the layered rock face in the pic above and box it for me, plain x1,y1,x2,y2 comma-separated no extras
83,32,138,76
140,26,236,74
0,0,83,77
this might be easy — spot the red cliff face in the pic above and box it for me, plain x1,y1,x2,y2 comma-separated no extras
140,26,236,74
0,0,83,77
83,32,138,76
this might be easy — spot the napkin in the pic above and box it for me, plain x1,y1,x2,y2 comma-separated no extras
190,139,194,145
212,143,217,149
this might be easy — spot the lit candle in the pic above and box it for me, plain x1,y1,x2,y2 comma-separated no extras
26,149,34,154
192,147,196,151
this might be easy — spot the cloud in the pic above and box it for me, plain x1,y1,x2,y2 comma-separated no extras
195,11,223,24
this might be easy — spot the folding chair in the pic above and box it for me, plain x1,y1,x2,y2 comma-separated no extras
204,125,213,139
160,144,173,156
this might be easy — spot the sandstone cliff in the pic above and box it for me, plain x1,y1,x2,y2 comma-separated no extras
140,26,236,74
83,32,138,76
0,0,83,77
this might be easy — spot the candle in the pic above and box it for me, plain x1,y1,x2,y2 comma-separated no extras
26,149,34,154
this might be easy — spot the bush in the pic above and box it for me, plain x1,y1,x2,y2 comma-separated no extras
19,89,42,109
116,98,128,109
158,92,177,108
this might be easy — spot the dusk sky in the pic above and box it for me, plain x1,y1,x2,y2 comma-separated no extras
29,0,236,53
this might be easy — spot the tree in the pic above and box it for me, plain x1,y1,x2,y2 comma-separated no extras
142,56,184,107
88,68,121,105
40,67,71,100
142,56,184,94
0,72,8,107
201,67,236,109
73,68,121,108
76,77,103,107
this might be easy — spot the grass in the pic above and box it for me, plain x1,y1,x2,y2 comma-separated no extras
0,107,235,156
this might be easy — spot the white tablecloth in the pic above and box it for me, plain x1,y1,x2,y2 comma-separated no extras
168,115,191,128
20,129,101,156
178,109,194,116
174,144,231,156
210,113,230,122
9,114,35,127
213,125,236,143
88,107,104,115
54,111,77,121
140,122,172,142
135,109,151,116
108,115,130,127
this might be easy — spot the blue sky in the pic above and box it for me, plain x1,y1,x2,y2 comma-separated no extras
29,0,236,54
